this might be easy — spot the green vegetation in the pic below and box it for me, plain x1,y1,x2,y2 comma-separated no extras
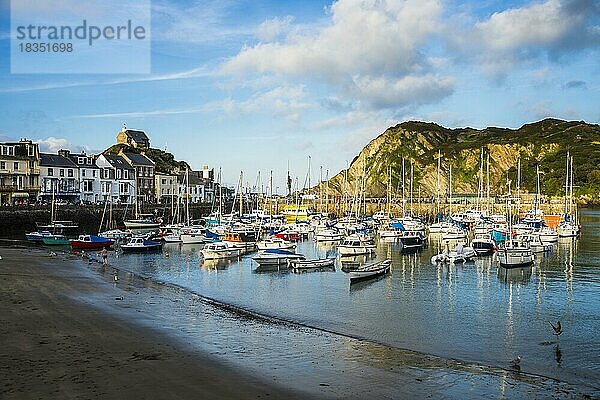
322,119,600,203
103,144,190,174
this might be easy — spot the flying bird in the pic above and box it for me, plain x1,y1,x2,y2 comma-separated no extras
550,321,563,337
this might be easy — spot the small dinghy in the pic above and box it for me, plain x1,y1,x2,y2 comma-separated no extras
431,243,476,264
348,259,392,283
252,249,305,266
121,236,163,253
289,258,335,272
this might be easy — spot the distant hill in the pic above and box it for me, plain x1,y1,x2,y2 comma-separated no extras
317,119,600,204
104,144,190,174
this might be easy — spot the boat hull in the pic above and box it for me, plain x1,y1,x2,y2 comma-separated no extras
70,240,114,250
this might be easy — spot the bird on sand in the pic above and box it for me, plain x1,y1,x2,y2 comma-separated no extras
550,321,563,337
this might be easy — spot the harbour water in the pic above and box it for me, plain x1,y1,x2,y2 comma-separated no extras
104,209,600,396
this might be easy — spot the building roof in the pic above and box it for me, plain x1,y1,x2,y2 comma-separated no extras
40,153,78,168
124,129,149,144
102,154,134,171
178,170,210,186
67,153,99,169
124,152,154,166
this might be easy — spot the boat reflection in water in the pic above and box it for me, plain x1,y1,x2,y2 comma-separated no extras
201,258,233,271
340,253,377,271
497,265,533,285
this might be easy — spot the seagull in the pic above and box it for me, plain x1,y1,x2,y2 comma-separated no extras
550,321,563,337
511,356,521,370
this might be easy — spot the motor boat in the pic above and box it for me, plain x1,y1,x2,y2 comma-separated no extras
70,235,114,250
256,237,296,250
314,228,344,242
338,234,376,256
252,249,305,266
25,231,53,242
121,236,163,252
201,242,241,260
497,239,534,268
431,243,476,264
471,234,496,255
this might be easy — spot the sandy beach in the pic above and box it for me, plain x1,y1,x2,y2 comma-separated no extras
0,246,308,399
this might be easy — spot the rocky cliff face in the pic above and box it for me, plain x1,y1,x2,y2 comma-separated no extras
318,119,600,203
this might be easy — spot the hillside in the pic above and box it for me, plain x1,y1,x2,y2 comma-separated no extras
103,144,190,174
317,119,600,204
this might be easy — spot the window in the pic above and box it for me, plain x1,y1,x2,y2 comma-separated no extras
0,161,4,170
162,178,166,184
14,162,18,171
92,170,97,177
60,169,64,177
82,169,86,177
27,146,35,156
8,146,14,156
68,169,73,177
78,157,84,164
48,168,54,176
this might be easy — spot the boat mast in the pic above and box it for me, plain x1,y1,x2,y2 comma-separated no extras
185,168,190,226
325,169,329,215
486,152,490,214
218,167,222,225
409,160,414,216
436,149,441,219
402,157,405,217
516,159,521,216
387,165,391,220
564,151,569,218
448,164,453,216
534,164,540,220
478,147,484,212
239,171,244,218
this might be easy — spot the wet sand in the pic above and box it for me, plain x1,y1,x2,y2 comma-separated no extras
0,247,308,399
1,246,595,399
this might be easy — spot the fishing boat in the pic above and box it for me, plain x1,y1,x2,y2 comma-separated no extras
41,234,70,246
70,235,114,250
201,242,241,259
338,234,376,256
348,259,392,283
224,229,259,251
121,236,163,252
431,243,476,264
289,258,335,272
252,249,305,266
256,237,296,250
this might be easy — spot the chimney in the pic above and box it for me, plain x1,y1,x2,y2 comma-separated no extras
58,149,70,158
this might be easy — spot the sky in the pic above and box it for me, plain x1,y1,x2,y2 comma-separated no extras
0,0,598,190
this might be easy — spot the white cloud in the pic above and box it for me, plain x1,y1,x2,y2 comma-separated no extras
221,0,452,111
256,16,295,42
466,0,600,78
36,137,93,153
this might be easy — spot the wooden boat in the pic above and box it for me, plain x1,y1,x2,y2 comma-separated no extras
41,235,70,246
252,249,305,266
289,258,335,271
348,259,392,283
70,235,114,250
121,237,163,252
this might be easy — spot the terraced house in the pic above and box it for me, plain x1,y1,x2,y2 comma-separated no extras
0,138,40,205
121,152,155,204
39,151,79,203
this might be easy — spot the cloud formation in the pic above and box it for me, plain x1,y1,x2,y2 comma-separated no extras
36,137,93,154
222,0,454,111
467,0,600,78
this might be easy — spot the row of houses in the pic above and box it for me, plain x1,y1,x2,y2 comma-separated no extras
0,128,220,206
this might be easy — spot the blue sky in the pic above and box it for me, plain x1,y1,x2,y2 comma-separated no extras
0,0,599,189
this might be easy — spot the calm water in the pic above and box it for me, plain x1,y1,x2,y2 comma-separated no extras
111,209,600,392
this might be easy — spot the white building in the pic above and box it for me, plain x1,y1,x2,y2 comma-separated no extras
39,152,80,203
95,154,136,204
63,150,102,203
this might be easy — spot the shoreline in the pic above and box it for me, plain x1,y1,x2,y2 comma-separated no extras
1,245,597,399
0,246,310,399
